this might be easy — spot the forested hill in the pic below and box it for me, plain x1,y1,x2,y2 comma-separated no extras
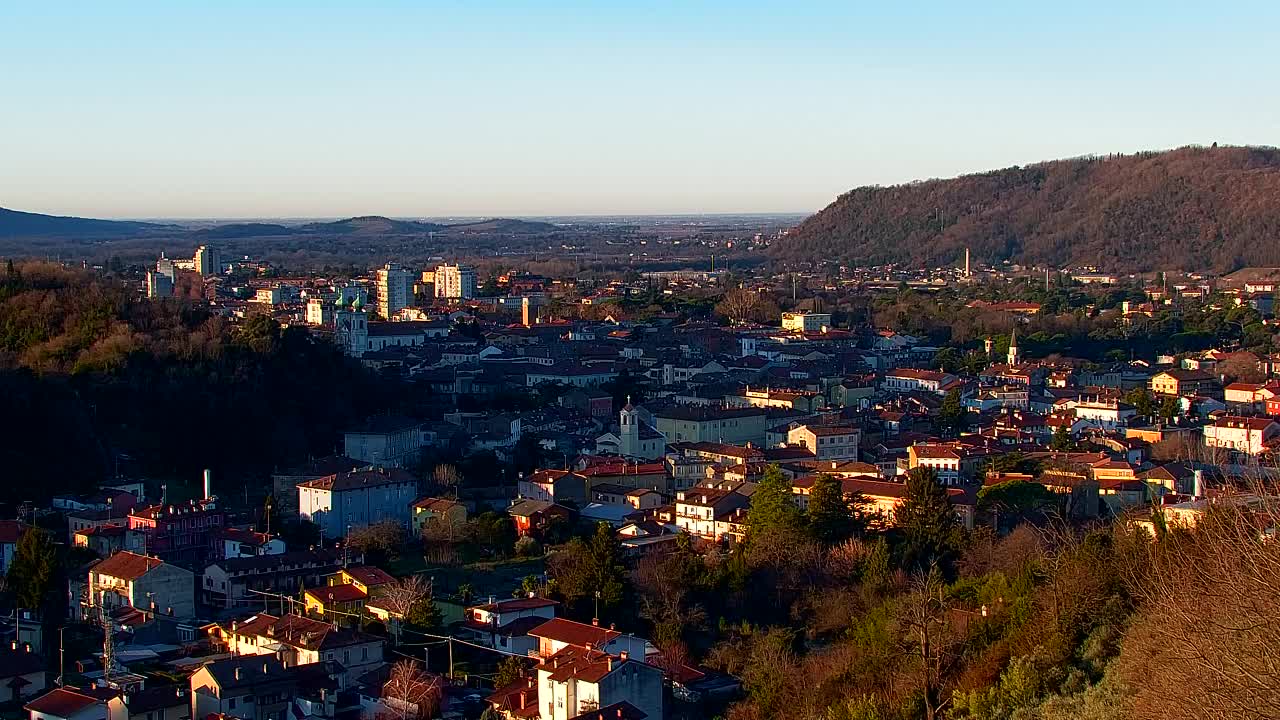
773,146,1280,273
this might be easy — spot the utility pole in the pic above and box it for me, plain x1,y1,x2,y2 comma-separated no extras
58,626,65,686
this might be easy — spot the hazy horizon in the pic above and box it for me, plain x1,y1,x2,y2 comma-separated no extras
3,1,1278,218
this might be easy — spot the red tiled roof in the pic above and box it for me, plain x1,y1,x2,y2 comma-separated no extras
343,566,395,587
93,551,163,580
306,583,367,603
543,646,623,683
528,618,620,648
25,688,108,717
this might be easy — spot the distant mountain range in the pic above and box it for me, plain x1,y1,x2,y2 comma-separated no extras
0,209,558,241
0,207,178,238
771,145,1280,273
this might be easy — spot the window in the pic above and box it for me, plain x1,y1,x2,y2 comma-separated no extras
228,700,237,710
362,647,368,661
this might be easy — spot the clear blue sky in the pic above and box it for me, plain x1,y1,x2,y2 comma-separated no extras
2,1,1277,219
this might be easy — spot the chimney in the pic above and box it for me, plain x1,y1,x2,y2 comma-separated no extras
1193,469,1205,499
263,661,270,674
518,691,527,709
606,657,613,671
619,650,629,661
234,667,241,681
592,617,599,626
203,469,213,500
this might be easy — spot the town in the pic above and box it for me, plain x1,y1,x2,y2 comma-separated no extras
4,242,1280,720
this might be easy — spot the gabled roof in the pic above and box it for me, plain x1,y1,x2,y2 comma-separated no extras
528,618,620,649
306,583,367,603
343,566,395,587
92,551,164,580
25,688,110,717
298,467,417,492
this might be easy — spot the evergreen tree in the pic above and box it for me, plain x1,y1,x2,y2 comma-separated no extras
938,388,967,436
807,474,858,543
7,528,57,610
897,467,964,575
405,596,443,629
1050,424,1073,451
747,464,804,534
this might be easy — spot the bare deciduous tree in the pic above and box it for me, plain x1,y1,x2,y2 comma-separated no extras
381,660,442,720
1120,484,1280,720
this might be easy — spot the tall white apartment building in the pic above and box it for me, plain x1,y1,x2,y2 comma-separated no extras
433,264,477,299
194,245,221,277
376,262,414,319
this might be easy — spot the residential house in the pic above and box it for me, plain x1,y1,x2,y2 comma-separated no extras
86,552,195,621
652,406,768,446
271,457,363,516
189,655,337,720
725,387,826,412
1224,382,1279,410
106,685,189,720
527,618,652,660
786,423,860,461
26,688,114,720
410,497,467,537
531,646,663,720
508,500,574,537
793,477,976,530
882,369,960,395
125,500,226,568
202,550,340,610
0,643,46,704
221,528,286,559
461,596,559,657
673,487,750,543
343,416,424,467
559,388,615,420
215,613,383,685
297,467,418,540
304,584,367,622
73,524,128,557
1150,369,1218,397
520,470,589,504
1203,416,1280,457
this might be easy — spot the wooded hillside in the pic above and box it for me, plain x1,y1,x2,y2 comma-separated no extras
773,146,1280,272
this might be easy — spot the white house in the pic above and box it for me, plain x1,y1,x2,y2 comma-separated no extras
217,613,384,685
882,369,960,395
532,646,663,720
1203,416,1280,456
86,551,196,620
460,596,559,657
786,424,860,461
25,688,110,720
297,467,418,539
1066,397,1137,430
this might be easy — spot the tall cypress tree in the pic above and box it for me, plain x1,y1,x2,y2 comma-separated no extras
807,474,857,543
898,467,964,574
747,464,803,535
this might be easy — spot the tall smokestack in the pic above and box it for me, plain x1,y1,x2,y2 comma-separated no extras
203,469,212,500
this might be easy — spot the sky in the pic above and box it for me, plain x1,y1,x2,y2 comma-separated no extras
2,1,1278,219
